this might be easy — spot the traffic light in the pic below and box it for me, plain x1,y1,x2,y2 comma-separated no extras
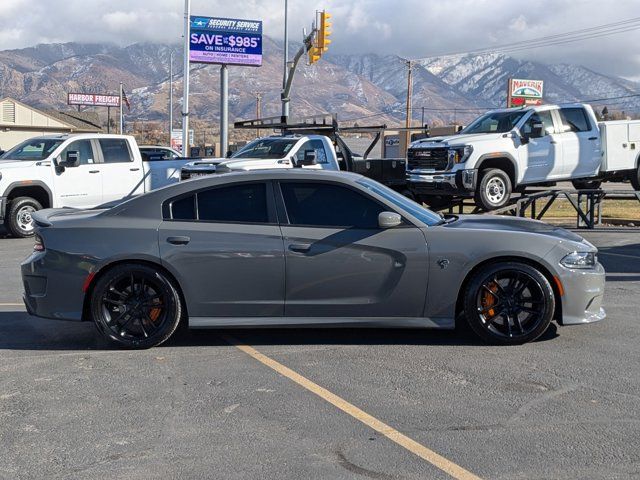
308,45,322,64
318,11,332,52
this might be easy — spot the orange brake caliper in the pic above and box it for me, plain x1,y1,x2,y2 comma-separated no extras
481,283,499,317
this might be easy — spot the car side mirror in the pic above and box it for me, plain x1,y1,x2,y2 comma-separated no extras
226,150,233,158
531,122,545,138
295,150,317,167
378,211,402,228
61,150,80,167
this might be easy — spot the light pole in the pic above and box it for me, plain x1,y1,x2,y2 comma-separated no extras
169,50,174,144
281,0,289,119
181,0,191,155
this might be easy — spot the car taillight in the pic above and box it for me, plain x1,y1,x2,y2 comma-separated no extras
33,234,45,252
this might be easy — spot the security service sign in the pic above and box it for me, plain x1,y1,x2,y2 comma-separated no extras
67,93,120,107
189,16,263,66
508,79,544,107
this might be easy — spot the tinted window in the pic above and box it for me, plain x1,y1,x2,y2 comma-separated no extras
280,182,385,228
295,139,328,164
171,195,196,220
141,148,177,161
522,111,555,135
99,139,132,163
197,183,268,223
559,108,591,133
61,140,95,165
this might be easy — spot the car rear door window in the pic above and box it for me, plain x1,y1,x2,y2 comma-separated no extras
171,195,196,220
558,108,591,132
99,139,133,163
280,182,385,228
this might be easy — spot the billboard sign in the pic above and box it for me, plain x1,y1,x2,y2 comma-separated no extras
67,93,120,107
189,16,263,66
508,79,544,107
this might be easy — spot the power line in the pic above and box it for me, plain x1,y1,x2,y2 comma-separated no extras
420,17,640,59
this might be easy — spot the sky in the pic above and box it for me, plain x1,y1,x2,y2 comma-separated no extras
1,0,639,80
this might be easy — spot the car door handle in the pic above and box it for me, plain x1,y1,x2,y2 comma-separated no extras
167,236,190,245
89,170,100,173
289,243,311,253
549,140,557,144
130,167,140,171
588,136,598,140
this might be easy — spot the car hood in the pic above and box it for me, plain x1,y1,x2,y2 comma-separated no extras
0,159,38,169
411,132,506,148
443,214,591,246
184,158,225,169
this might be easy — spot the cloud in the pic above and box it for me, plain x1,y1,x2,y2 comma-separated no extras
0,0,638,80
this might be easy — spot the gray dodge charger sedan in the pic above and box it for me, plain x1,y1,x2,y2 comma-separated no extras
21,170,605,348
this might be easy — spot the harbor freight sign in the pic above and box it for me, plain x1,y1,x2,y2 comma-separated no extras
189,16,263,66
67,93,120,107
508,78,544,107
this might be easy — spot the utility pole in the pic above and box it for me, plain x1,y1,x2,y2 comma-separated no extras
404,60,413,157
282,0,289,119
181,0,191,155
421,106,425,129
220,64,229,156
169,50,174,144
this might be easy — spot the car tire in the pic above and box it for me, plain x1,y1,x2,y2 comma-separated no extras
463,261,555,345
474,169,512,211
5,196,42,238
571,179,602,190
631,165,640,191
90,264,183,349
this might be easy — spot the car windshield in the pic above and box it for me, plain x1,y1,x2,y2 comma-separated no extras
231,138,297,159
0,138,63,160
460,111,526,134
356,178,444,226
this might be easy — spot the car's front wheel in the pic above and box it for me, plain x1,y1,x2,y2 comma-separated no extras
90,264,183,348
474,168,512,211
6,196,42,238
463,262,555,345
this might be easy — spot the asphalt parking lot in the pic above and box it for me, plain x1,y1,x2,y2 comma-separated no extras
0,227,639,479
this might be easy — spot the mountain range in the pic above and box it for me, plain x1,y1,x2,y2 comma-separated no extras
0,38,638,129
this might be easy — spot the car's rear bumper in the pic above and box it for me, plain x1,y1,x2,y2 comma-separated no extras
407,169,476,196
21,251,85,321
558,262,606,325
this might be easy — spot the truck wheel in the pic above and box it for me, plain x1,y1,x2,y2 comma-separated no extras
572,179,602,190
631,166,640,191
474,169,512,211
5,197,42,238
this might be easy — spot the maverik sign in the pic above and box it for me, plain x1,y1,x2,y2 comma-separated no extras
67,93,120,107
189,16,262,66
507,78,544,107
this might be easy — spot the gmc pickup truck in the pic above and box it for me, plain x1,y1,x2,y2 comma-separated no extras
0,134,190,237
407,103,640,210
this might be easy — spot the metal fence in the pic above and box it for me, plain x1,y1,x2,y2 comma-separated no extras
441,189,640,229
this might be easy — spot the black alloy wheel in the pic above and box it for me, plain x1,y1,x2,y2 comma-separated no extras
90,264,182,348
463,262,555,345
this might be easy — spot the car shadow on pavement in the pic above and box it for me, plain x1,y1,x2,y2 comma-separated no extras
0,309,559,352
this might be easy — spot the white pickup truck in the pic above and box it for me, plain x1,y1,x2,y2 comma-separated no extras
407,103,640,210
0,134,189,237
181,132,407,190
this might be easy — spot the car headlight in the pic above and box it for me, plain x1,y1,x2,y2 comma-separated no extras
560,251,596,269
447,145,473,164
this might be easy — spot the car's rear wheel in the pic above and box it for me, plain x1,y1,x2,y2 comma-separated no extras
463,262,555,345
90,264,182,348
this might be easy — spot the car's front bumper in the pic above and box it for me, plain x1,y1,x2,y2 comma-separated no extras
557,261,606,325
407,169,476,196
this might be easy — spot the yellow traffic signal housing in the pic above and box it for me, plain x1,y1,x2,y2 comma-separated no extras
318,11,332,52
308,45,322,64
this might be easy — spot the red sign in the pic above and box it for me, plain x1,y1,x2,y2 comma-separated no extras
67,93,120,107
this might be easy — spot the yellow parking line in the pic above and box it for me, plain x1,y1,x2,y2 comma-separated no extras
224,335,482,480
